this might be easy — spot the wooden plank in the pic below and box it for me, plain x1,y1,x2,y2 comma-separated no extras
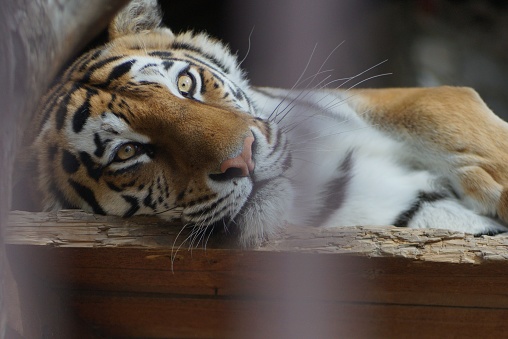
65,292,508,338
7,210,508,264
7,245,508,308
7,210,508,337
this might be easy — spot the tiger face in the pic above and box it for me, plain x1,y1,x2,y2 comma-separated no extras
33,0,293,245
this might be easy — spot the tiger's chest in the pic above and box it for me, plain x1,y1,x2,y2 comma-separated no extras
250,88,438,227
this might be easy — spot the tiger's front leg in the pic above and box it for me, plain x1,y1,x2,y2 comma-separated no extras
349,86,508,225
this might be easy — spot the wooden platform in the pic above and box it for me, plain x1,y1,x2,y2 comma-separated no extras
6,210,508,338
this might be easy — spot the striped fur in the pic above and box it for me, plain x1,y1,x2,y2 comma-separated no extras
30,0,508,245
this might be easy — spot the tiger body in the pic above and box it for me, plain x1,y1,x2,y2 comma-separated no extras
29,0,508,245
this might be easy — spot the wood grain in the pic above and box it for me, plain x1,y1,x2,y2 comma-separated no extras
7,210,508,263
6,210,508,337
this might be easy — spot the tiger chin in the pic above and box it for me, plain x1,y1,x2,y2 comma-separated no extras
26,0,508,246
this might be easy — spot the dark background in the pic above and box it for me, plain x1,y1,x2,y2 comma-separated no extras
157,0,508,119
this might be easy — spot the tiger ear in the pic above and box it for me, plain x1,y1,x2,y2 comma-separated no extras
109,0,173,40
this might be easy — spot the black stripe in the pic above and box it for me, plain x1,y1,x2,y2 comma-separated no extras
198,68,206,95
95,60,135,89
61,150,80,174
172,42,231,74
186,194,217,208
263,120,273,144
106,162,141,176
184,192,232,218
163,182,171,198
121,179,137,188
393,192,446,227
111,111,131,126
68,179,105,214
106,181,123,192
40,86,67,132
122,195,140,217
183,53,229,79
281,152,292,172
148,51,173,59
55,83,81,130
40,53,91,128
134,55,228,88
107,93,116,111
176,190,185,201
93,133,108,157
143,186,156,209
231,86,244,100
47,144,59,161
138,63,157,72
55,95,71,130
72,87,98,133
162,60,173,70
79,151,103,181
266,129,282,158
185,203,229,222
77,49,103,72
138,80,162,87
80,55,124,84
39,49,103,132
310,151,354,226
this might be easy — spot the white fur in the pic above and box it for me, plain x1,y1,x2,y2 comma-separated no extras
244,87,506,237
410,199,506,234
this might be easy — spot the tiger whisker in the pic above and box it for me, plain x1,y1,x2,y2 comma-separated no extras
324,73,392,111
203,222,216,251
337,59,388,90
154,204,182,216
278,69,384,132
273,70,343,124
195,216,216,249
273,42,376,125
238,25,255,66
170,222,195,272
280,69,389,134
298,60,390,113
275,75,335,124
268,43,318,121
295,125,378,144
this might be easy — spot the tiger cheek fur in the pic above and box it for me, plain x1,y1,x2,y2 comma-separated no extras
41,81,264,218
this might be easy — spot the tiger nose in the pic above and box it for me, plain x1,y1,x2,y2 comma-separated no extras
219,136,255,178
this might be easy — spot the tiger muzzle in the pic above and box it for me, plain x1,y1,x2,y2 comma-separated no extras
209,135,255,181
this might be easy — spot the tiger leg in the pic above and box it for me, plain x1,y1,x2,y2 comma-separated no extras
348,86,508,225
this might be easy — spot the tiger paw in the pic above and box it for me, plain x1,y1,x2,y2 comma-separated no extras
453,163,508,227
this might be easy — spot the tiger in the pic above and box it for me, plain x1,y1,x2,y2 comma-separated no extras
24,0,508,246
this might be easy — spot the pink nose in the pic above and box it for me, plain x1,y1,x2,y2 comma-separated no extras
220,136,255,177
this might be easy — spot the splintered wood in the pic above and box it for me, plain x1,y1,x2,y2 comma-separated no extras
6,210,508,264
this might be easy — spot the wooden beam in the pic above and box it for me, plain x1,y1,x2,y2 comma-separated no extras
7,210,508,337
6,210,508,337
7,210,508,263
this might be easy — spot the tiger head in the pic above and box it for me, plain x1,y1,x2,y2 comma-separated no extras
31,0,293,245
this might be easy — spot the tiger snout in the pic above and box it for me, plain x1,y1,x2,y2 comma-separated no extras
209,135,255,181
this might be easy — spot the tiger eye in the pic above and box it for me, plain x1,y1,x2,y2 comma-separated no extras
177,74,193,95
116,143,137,160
